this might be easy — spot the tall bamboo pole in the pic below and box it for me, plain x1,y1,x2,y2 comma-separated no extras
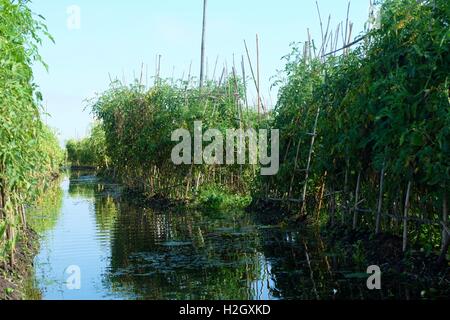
199,0,207,88
256,34,261,115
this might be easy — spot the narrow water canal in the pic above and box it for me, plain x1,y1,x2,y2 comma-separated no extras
28,171,425,300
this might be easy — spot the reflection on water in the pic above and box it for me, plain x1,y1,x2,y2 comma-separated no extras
30,171,431,300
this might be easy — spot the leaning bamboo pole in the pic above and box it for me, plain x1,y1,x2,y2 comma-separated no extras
403,181,412,252
244,40,265,113
316,172,328,219
352,172,362,230
300,105,321,214
375,166,386,234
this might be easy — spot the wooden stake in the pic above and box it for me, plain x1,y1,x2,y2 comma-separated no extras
403,181,412,252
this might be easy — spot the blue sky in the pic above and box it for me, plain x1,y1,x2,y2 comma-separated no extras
30,0,372,144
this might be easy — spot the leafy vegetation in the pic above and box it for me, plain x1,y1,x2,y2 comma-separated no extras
89,78,264,199
0,0,63,264
66,123,109,168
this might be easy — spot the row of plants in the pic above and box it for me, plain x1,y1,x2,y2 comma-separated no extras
258,0,449,256
0,0,64,265
87,78,265,200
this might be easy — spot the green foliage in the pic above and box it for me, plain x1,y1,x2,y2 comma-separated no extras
66,123,109,168
195,184,252,211
0,0,62,263
260,0,449,248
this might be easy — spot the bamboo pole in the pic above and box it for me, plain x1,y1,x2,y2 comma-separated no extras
330,185,336,226
403,181,412,252
317,172,328,218
199,0,207,88
316,1,324,49
0,185,4,221
288,138,302,198
343,165,349,224
241,55,249,111
303,241,319,300
244,40,265,113
300,106,321,214
256,34,261,115
344,2,351,48
353,172,362,230
376,166,385,234
440,190,448,261
212,55,219,82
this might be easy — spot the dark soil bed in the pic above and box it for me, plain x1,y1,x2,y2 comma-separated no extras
322,224,450,298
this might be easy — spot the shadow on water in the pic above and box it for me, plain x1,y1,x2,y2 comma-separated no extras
30,170,441,300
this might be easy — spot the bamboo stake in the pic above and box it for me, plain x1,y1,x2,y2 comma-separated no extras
343,165,349,224
440,190,448,261
288,138,302,198
212,55,219,82
139,62,144,86
0,185,4,221
330,185,336,226
344,2,351,48
199,0,207,88
376,166,385,234
241,55,249,111
156,54,162,85
256,34,261,115
316,1,324,48
353,172,362,230
244,40,265,113
403,181,412,252
307,29,312,59
304,241,319,300
346,22,354,54
300,106,321,214
319,15,332,57
317,172,328,218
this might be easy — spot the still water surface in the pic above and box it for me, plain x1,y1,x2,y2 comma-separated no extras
29,171,425,300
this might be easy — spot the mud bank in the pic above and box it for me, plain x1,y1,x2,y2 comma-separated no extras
0,228,40,300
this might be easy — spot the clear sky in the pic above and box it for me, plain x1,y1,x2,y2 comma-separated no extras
30,0,372,145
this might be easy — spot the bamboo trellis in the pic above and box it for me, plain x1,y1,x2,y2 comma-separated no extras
260,4,450,259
